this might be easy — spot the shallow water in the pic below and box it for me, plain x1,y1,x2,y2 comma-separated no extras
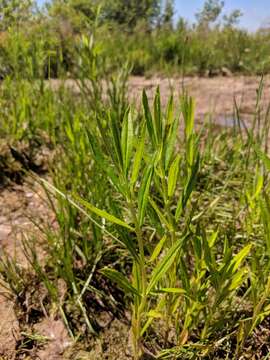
215,116,237,128
214,115,251,129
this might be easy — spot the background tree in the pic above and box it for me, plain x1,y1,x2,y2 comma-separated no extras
162,0,174,30
0,0,35,30
195,0,224,29
223,9,243,28
103,0,161,30
67,0,96,20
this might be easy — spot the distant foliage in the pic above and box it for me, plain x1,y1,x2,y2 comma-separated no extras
0,0,34,30
102,0,161,29
0,0,269,78
195,0,224,27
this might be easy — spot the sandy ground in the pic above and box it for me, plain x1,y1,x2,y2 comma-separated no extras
50,75,270,122
0,178,70,359
128,76,270,123
1,75,270,358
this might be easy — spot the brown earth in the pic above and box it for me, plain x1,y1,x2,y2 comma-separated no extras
0,178,66,359
1,76,270,359
51,75,270,122
128,76,270,125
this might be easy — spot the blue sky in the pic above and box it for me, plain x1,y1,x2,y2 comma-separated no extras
174,0,269,31
37,0,269,31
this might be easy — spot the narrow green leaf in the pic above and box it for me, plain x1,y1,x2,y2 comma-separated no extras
202,231,215,273
40,178,138,260
168,154,181,197
146,310,163,318
254,173,263,199
175,153,200,221
260,196,270,256
193,236,202,261
229,244,252,273
208,230,219,248
154,86,162,142
149,198,172,231
186,133,195,167
179,257,191,292
75,195,134,231
142,89,156,146
165,117,179,170
132,262,142,301
254,145,270,171
146,235,187,294
181,94,195,140
229,267,248,291
121,108,133,176
101,268,140,297
158,287,186,294
121,108,129,170
109,111,123,168
131,124,146,186
165,95,174,126
86,130,125,194
149,234,167,262
141,299,165,336
65,122,75,145
138,165,153,226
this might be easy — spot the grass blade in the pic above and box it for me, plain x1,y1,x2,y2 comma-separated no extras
121,107,134,176
143,89,156,146
149,235,167,262
168,154,181,198
146,235,187,294
131,123,146,186
75,195,135,231
138,164,153,226
101,268,140,297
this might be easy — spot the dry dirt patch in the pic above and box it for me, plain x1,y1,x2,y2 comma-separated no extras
0,178,60,359
129,75,270,123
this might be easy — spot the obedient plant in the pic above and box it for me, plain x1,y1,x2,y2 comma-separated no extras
37,85,254,358
24,84,256,358
56,88,201,357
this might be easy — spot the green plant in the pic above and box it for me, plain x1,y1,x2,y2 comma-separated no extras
29,87,260,359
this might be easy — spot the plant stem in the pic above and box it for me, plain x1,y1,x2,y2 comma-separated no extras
128,192,147,358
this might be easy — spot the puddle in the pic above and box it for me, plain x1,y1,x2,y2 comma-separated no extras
208,115,251,129
215,116,237,128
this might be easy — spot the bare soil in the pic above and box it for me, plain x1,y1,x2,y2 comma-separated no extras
1,76,270,359
50,75,270,122
129,76,270,123
0,178,63,359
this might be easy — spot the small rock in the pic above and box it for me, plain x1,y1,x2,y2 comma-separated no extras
25,192,34,199
0,216,7,224
34,317,72,360
96,311,113,328
221,67,232,77
0,225,12,242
